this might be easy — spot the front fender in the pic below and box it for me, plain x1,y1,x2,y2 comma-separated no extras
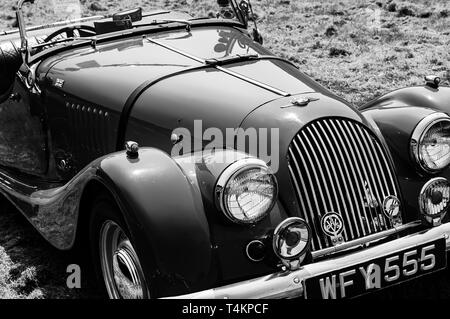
94,148,214,297
0,147,213,297
361,85,450,175
361,105,436,175
361,85,450,223
361,85,450,112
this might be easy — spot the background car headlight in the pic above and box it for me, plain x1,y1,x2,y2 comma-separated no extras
419,177,450,224
411,112,450,173
273,217,311,260
216,158,277,224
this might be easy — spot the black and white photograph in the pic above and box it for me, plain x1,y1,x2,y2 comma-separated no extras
0,0,449,309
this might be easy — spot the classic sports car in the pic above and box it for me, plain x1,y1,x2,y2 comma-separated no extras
1,0,450,299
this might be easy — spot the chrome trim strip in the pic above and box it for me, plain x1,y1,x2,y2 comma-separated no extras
311,221,421,258
216,66,290,97
164,222,450,299
147,38,205,63
146,38,290,97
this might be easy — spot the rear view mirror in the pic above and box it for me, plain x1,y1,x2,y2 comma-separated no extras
113,7,143,22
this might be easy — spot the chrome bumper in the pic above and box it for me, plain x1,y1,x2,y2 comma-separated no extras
165,223,450,299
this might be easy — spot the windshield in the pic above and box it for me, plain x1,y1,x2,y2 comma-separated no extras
5,0,242,30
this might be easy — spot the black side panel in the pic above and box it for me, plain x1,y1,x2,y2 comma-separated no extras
45,89,120,180
0,77,47,175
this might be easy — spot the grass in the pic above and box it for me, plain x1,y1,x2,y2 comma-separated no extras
255,0,449,105
0,197,101,298
0,0,449,298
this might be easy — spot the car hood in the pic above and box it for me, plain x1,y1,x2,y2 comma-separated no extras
41,25,364,154
41,25,326,115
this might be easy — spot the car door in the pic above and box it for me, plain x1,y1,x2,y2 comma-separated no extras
0,76,47,176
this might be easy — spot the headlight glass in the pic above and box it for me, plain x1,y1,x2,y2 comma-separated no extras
216,159,277,224
419,121,450,171
419,177,450,218
419,177,450,228
273,217,311,260
411,113,450,173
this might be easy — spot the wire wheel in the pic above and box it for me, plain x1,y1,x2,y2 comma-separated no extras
99,220,149,299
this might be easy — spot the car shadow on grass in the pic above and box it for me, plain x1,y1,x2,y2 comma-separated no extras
0,195,103,299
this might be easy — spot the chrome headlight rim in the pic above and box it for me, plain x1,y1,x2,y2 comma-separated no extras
272,217,311,261
215,158,278,225
419,177,450,218
410,112,450,174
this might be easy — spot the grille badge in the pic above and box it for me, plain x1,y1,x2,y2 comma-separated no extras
320,212,345,245
383,195,402,226
363,181,379,208
280,97,320,108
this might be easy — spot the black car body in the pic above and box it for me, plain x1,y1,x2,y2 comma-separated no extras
1,0,450,299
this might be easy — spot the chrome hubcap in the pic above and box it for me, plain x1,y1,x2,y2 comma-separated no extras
99,220,148,299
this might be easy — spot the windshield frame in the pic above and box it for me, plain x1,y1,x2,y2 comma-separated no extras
11,0,252,66
28,18,247,63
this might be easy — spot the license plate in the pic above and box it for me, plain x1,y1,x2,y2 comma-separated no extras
304,238,447,299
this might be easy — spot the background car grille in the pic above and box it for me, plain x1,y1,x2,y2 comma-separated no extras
287,118,401,251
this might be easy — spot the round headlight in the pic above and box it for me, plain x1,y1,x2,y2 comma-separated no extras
419,177,450,219
215,158,278,224
273,217,311,260
411,113,450,173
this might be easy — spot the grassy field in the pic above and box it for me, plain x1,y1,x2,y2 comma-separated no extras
0,0,449,298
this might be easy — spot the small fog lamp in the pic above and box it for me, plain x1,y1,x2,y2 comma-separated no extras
273,218,311,269
419,177,450,226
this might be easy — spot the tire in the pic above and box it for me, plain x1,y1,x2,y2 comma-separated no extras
89,194,151,299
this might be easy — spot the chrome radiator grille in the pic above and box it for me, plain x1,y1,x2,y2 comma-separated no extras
287,118,401,251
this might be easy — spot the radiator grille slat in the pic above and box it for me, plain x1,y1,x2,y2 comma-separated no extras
324,121,372,235
292,138,330,248
287,118,401,251
314,123,365,238
356,125,394,231
342,122,383,232
288,151,323,249
303,127,353,240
